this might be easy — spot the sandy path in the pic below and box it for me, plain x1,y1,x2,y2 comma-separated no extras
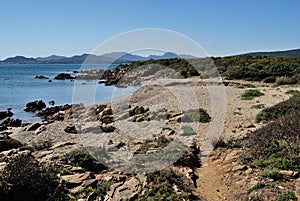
193,157,231,201
190,81,300,200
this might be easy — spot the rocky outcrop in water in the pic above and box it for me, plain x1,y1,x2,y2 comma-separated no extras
49,100,55,106
54,73,75,80
0,110,13,120
37,104,73,122
35,75,49,79
24,100,46,112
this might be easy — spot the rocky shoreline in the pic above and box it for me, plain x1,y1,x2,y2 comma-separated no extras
0,80,207,200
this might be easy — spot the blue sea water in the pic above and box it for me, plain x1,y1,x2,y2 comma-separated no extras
0,64,137,123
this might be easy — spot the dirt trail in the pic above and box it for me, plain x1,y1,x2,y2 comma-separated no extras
192,155,232,201
187,81,300,200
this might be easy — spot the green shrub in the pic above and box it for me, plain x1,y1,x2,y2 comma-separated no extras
62,147,107,172
256,94,300,122
213,138,244,150
213,55,300,83
72,187,93,199
251,104,265,109
253,156,300,171
246,111,300,179
286,90,300,96
259,167,281,179
236,83,256,88
241,89,264,100
157,135,171,147
118,58,200,79
138,137,172,154
247,182,266,194
0,153,68,201
94,181,113,200
130,139,186,173
137,169,191,201
240,154,253,165
276,191,297,201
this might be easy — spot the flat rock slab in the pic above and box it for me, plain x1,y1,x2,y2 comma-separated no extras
61,172,93,187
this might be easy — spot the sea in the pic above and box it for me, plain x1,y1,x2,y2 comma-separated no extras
0,64,137,123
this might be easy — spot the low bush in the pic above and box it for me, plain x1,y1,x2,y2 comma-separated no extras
251,104,265,109
62,147,107,172
236,83,256,88
276,191,297,201
94,181,113,200
0,153,68,201
247,182,266,194
240,154,253,165
137,168,191,201
246,111,300,179
285,89,300,96
256,94,300,122
213,138,244,150
241,89,264,100
259,167,282,179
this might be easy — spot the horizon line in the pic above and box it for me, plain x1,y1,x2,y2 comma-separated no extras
1,47,300,61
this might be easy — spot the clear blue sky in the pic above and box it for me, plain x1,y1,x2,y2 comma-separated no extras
0,0,299,59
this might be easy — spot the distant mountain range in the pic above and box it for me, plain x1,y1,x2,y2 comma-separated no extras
1,48,299,64
0,52,196,64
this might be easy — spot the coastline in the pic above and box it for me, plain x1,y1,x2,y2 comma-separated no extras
1,74,300,200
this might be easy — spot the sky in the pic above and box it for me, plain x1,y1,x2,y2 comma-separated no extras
0,0,299,59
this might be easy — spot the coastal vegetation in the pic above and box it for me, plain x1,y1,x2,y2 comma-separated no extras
256,94,300,122
212,55,300,85
213,93,300,200
118,58,200,78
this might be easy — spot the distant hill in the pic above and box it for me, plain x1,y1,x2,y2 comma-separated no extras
246,48,300,57
36,55,67,62
0,52,197,64
101,52,146,61
2,56,38,64
146,52,179,60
